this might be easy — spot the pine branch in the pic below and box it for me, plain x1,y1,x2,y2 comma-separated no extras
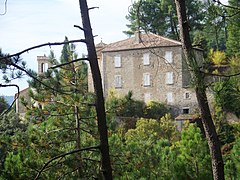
34,145,100,179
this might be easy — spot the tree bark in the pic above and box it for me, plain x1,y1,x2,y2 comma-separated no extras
78,0,113,179
174,0,225,179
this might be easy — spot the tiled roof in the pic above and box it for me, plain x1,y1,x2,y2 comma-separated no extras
102,33,181,52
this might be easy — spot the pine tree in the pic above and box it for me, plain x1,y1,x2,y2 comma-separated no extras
226,0,240,56
3,38,102,179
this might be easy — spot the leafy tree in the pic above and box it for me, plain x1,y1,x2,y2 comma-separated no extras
144,101,169,120
106,90,169,119
110,119,213,179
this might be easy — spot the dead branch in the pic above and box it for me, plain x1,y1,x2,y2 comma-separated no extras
88,7,99,10
74,25,85,31
34,145,100,179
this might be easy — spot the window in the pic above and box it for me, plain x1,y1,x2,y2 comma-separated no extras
143,53,150,65
144,93,151,102
166,92,173,103
114,55,121,67
143,73,151,86
166,72,174,84
183,107,190,114
114,75,122,88
165,51,173,63
184,92,191,99
41,63,48,73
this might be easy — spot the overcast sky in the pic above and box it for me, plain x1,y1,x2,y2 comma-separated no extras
0,0,133,96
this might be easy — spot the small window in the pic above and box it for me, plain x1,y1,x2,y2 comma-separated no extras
166,72,174,84
144,93,151,102
143,53,150,65
183,108,190,114
166,92,174,103
114,55,121,68
143,73,151,86
114,75,122,88
184,92,191,99
165,51,173,63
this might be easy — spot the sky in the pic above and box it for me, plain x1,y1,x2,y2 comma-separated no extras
0,0,228,96
0,0,133,96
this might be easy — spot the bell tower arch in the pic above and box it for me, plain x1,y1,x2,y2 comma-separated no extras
37,55,51,74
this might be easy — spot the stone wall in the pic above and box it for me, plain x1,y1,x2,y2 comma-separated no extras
101,46,199,115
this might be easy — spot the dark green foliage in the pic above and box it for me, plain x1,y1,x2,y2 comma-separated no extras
0,49,27,83
124,0,206,40
144,101,169,120
226,0,240,56
0,96,9,114
213,77,240,118
110,121,212,179
106,90,169,119
0,110,28,176
1,38,101,179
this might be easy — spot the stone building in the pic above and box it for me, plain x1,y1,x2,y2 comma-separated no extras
89,32,203,115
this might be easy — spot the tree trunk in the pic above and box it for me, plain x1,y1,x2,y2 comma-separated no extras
78,0,113,179
174,0,225,179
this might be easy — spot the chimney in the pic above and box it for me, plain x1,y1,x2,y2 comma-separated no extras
135,30,141,43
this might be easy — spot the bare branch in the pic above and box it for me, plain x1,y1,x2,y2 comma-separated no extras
0,39,86,61
34,145,100,179
204,71,240,78
6,61,69,95
74,25,85,31
49,58,88,69
88,7,99,10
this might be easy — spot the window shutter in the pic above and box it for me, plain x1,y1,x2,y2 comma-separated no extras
167,92,173,103
143,53,150,65
114,55,121,67
114,75,122,88
165,51,173,63
166,72,173,84
143,73,150,86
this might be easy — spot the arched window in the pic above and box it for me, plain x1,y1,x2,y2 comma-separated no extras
41,63,48,73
